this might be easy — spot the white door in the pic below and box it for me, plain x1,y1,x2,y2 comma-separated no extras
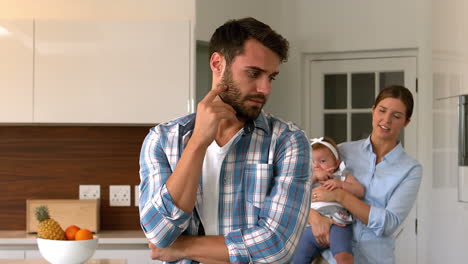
304,55,418,263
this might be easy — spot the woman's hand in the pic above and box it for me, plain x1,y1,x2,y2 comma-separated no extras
309,210,333,246
312,186,339,202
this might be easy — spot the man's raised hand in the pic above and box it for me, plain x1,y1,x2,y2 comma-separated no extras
191,85,237,148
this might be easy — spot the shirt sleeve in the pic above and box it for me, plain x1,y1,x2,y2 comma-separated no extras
138,126,192,248
224,130,312,263
367,163,422,237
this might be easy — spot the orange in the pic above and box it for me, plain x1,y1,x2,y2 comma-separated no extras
75,228,93,240
65,225,80,240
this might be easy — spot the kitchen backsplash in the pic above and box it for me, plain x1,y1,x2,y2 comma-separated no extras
0,125,153,230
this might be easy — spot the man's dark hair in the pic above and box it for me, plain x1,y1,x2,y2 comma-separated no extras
208,17,289,66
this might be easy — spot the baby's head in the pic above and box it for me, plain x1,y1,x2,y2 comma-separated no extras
311,137,340,172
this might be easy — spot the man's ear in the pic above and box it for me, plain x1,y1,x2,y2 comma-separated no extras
210,52,225,77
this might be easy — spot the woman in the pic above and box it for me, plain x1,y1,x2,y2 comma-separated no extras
310,85,422,264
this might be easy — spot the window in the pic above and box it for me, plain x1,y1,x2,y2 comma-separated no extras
323,71,404,144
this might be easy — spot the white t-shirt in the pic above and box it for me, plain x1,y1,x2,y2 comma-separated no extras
199,137,236,235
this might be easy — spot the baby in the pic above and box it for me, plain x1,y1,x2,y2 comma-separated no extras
293,137,365,264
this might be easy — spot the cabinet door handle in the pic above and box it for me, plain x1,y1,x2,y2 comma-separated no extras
459,96,466,166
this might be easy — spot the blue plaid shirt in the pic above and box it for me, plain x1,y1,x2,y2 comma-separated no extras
139,112,312,264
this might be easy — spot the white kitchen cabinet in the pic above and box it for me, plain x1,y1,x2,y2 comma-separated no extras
34,20,191,124
0,20,33,122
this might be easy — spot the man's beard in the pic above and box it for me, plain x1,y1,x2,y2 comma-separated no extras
218,67,266,120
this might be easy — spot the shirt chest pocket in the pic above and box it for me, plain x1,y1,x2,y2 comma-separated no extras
244,164,274,208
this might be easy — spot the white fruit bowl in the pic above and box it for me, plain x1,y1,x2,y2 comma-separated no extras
37,237,98,264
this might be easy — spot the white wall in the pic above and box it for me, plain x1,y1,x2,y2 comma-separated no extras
433,0,468,98
196,0,268,42
430,0,468,263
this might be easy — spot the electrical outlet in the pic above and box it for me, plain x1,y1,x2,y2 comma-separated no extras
134,185,140,207
109,185,131,206
79,185,100,200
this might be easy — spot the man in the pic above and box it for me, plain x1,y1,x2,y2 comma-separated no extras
139,17,311,263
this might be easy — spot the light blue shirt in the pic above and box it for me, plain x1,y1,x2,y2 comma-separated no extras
323,137,422,264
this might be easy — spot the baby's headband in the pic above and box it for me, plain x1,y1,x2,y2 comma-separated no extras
310,137,339,160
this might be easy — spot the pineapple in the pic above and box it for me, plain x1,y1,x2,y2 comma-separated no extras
35,206,65,240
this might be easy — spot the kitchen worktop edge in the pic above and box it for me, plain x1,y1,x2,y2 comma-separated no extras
0,230,147,245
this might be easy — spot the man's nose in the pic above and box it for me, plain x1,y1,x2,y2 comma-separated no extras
256,78,271,95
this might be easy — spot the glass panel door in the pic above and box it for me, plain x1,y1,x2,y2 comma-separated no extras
321,70,405,144
324,74,347,109
321,70,406,144
351,73,375,109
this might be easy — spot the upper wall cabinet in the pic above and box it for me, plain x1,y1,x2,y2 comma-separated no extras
0,20,33,122
34,20,191,124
